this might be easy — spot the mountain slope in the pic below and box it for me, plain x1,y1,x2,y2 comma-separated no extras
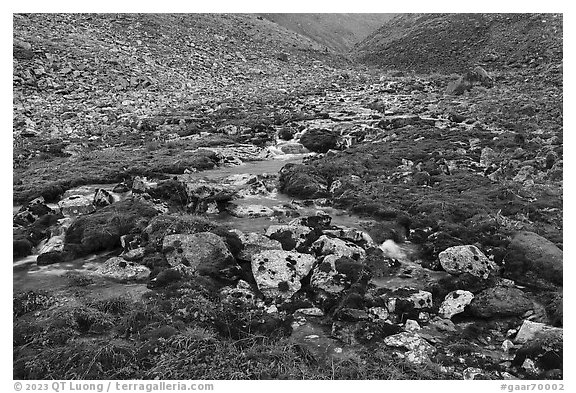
353,13,563,73
258,13,395,52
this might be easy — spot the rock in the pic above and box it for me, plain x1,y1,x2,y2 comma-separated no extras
505,231,562,286
231,230,283,261
132,176,157,193
289,212,332,230
514,320,563,344
58,195,95,217
383,332,436,364
513,328,562,373
162,232,237,279
147,268,182,288
377,114,428,129
310,254,371,294
219,280,258,309
279,163,329,199
300,128,338,153
438,245,497,279
148,179,189,206
13,197,54,227
93,188,115,207
404,319,421,332
438,290,474,319
278,142,309,154
251,250,316,300
311,235,366,261
276,52,289,62
265,224,317,252
36,234,73,265
95,257,150,281
122,247,146,261
65,199,158,256
226,203,275,218
323,227,375,247
446,77,473,95
112,182,130,193
379,288,433,315
469,286,533,318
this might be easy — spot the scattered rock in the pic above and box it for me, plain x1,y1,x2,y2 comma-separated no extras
58,195,95,217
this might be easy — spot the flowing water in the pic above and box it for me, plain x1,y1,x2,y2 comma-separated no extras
13,152,433,294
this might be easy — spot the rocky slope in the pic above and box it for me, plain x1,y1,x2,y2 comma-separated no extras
13,13,563,381
259,13,395,52
353,13,563,73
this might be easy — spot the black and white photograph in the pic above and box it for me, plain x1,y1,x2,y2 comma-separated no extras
11,4,565,386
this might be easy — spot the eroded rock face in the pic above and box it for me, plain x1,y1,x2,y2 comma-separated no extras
439,290,474,319
95,257,151,281
469,286,533,318
439,245,497,279
251,250,316,300
505,231,562,286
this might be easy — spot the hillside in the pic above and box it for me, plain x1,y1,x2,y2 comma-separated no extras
353,13,563,73
259,13,395,52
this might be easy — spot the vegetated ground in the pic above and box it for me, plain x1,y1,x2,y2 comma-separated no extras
13,13,563,380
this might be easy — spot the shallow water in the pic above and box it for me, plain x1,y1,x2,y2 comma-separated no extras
12,152,409,292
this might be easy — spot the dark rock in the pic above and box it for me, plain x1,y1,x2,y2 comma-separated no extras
13,238,33,258
147,268,182,288
300,128,338,153
513,329,563,373
278,127,296,140
64,199,158,256
93,188,114,207
112,182,130,193
278,163,329,199
469,286,532,318
148,179,189,207
505,231,562,286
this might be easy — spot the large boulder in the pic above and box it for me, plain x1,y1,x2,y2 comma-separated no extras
438,245,497,279
469,286,533,318
251,250,316,300
64,199,159,256
162,232,238,281
300,128,338,153
278,163,329,199
505,231,562,286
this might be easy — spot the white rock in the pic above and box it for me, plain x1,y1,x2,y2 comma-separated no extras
58,195,95,217
95,257,150,281
439,245,497,279
251,250,316,300
439,290,474,318
383,332,436,364
514,320,562,344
